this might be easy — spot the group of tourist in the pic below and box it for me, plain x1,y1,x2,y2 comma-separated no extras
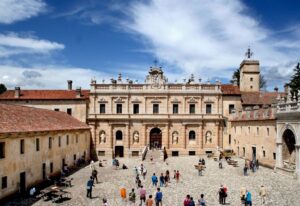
184,194,206,206
243,159,259,176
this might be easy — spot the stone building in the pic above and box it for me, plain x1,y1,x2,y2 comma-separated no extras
275,90,300,179
88,67,227,158
0,104,90,199
0,81,89,122
229,106,277,168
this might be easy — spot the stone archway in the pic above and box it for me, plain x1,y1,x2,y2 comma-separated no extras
282,129,296,166
150,128,162,149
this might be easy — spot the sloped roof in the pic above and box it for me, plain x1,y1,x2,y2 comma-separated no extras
241,92,284,105
0,90,89,100
0,104,90,134
221,84,241,96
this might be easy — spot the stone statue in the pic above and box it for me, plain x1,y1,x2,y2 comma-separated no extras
100,131,106,143
172,132,179,144
205,131,212,144
133,131,139,143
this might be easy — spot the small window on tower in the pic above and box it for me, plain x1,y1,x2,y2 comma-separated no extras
250,77,253,82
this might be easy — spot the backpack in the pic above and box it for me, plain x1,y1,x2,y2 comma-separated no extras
129,192,136,201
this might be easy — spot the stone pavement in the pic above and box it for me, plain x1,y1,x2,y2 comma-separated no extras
13,152,300,205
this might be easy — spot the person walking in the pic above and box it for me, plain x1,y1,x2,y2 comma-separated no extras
198,194,206,206
146,195,154,206
102,198,108,206
120,186,127,202
129,188,136,205
152,173,158,187
92,169,98,183
259,185,267,204
240,186,246,204
176,170,180,183
159,173,165,187
86,176,94,199
155,188,163,206
245,190,252,206
139,185,147,205
219,158,223,169
184,194,191,206
218,185,226,205
256,159,259,170
189,197,195,206
243,164,248,176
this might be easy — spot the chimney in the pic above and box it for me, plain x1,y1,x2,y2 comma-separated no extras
67,80,73,90
76,87,81,98
14,87,20,98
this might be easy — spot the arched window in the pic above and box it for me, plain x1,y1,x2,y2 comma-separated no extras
116,130,123,141
189,131,196,141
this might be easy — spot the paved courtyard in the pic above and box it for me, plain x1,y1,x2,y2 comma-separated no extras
7,150,300,206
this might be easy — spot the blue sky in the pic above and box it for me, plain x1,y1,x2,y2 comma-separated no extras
0,0,300,90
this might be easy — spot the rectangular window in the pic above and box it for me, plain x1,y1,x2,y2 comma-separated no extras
100,104,106,114
58,136,61,147
36,138,40,151
229,104,235,114
54,108,59,112
73,154,76,161
66,135,69,145
273,152,276,160
267,128,270,136
229,135,231,145
76,134,79,143
257,127,259,135
250,77,253,82
67,108,72,115
0,142,5,159
50,162,53,173
153,104,159,114
206,104,212,114
263,150,266,157
173,104,178,114
48,137,52,149
243,147,245,157
133,104,139,114
20,139,25,154
189,104,195,114
116,104,122,114
248,127,250,135
1,176,7,189
42,163,46,180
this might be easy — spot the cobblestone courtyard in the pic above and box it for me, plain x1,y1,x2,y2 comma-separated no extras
9,151,300,206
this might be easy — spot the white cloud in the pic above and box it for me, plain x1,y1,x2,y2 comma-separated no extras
0,65,111,89
0,33,65,57
0,0,46,24
122,0,300,89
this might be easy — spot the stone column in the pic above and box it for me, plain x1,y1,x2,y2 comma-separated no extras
199,123,203,149
275,142,283,168
295,144,300,179
127,124,130,149
183,124,187,149
144,125,147,146
166,123,170,149
110,125,114,149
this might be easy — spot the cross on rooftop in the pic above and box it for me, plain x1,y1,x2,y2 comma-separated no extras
245,47,253,59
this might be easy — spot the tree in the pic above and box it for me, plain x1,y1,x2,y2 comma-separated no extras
259,75,267,91
289,63,300,97
0,84,7,94
230,68,240,86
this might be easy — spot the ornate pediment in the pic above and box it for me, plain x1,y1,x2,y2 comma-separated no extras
98,97,108,103
131,97,142,103
187,97,198,103
145,66,167,88
114,97,125,103
151,96,162,103
171,98,181,103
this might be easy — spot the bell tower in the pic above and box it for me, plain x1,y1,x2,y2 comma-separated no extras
239,48,260,92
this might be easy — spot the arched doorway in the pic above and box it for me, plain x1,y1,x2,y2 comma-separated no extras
282,129,296,165
150,128,162,149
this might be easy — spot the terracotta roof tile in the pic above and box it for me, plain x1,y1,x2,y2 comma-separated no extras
0,90,89,100
241,92,284,105
221,84,241,95
0,104,90,134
